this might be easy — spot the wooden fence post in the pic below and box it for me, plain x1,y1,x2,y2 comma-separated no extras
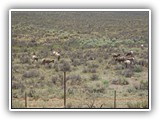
25,91,27,108
114,90,116,108
64,71,66,108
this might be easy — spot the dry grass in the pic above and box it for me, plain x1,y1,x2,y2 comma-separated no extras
11,11,149,109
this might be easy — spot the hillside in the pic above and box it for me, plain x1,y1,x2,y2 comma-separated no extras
11,11,149,109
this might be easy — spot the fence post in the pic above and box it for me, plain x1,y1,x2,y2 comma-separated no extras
114,90,116,108
25,91,27,108
64,71,66,108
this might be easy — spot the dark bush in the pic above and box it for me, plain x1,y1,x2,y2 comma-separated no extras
93,87,105,93
121,69,134,78
51,75,58,85
119,78,129,85
85,82,105,94
60,60,71,72
90,74,99,81
137,59,148,67
115,64,125,70
44,63,53,69
111,77,129,85
39,75,45,80
89,68,97,73
82,67,89,73
38,49,48,58
68,74,82,85
27,40,37,47
108,59,117,65
17,41,27,47
98,58,103,63
20,56,30,64
104,53,109,59
28,88,36,97
69,74,81,81
72,59,81,67
105,65,110,69
111,78,119,85
53,61,59,72
88,63,99,69
23,70,40,78
12,81,25,89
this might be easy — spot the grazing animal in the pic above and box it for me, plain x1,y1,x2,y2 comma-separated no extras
141,44,144,50
41,58,54,65
32,54,38,63
126,57,135,64
52,50,61,61
115,56,126,63
112,53,121,58
126,51,134,57
124,60,131,68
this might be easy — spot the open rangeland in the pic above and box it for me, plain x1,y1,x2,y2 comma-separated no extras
11,11,149,109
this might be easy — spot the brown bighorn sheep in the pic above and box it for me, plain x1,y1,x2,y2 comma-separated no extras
124,60,131,68
141,44,144,50
112,53,121,58
52,50,60,61
115,56,126,63
41,58,54,65
126,57,135,64
126,51,134,57
32,53,38,63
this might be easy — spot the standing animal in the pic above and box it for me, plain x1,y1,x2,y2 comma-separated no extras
141,44,144,50
115,56,126,63
126,57,135,64
112,53,121,58
32,53,38,63
126,51,134,57
41,58,54,65
124,60,131,68
52,50,61,61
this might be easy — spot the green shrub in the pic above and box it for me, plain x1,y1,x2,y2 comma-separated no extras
103,80,109,87
140,80,148,90
134,65,143,72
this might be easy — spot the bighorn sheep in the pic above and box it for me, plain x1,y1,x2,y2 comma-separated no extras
124,60,131,68
141,44,144,50
126,51,134,57
112,53,121,58
41,58,54,65
32,53,38,63
126,57,135,64
52,50,60,61
115,56,126,63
